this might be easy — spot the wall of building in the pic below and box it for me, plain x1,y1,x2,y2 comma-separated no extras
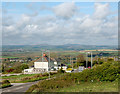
24,68,34,73
34,62,48,71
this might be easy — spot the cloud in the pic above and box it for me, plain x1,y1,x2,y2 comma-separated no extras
53,2,77,19
21,14,31,22
94,3,110,19
2,2,118,45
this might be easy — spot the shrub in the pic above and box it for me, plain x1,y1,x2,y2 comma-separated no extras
35,75,74,92
1,80,11,88
57,68,65,73
20,64,29,70
76,61,119,82
27,61,119,93
7,68,14,73
50,72,57,75
34,74,43,78
42,72,49,76
2,80,10,84
13,68,22,73
26,84,39,93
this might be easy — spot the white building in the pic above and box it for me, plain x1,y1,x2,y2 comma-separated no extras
58,66,67,70
24,68,34,73
34,61,48,71
54,64,67,71
24,53,57,74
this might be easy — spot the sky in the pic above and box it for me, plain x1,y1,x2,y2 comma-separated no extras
2,2,118,45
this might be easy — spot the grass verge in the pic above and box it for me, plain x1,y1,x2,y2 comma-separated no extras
2,72,57,83
12,76,48,83
0,83,12,89
55,81,118,92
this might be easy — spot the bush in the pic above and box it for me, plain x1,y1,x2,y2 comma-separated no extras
36,77,74,92
76,61,119,82
13,68,22,73
7,68,14,73
50,72,57,75
42,72,49,76
20,64,29,70
27,61,119,93
2,80,10,84
57,68,65,73
11,64,29,73
1,80,11,88
26,84,39,93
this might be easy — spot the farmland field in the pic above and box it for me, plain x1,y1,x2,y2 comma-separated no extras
2,56,18,58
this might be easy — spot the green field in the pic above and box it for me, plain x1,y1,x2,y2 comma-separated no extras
2,56,18,58
2,73,58,83
56,81,118,92
2,74,38,79
2,74,48,83
2,50,118,59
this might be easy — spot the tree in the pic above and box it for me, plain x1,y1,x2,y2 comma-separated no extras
58,67,65,73
2,64,5,72
13,64,29,73
7,68,14,73
20,64,29,70
76,54,85,66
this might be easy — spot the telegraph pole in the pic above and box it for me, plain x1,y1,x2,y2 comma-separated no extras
70,56,71,68
91,52,92,68
43,50,51,79
46,50,50,79
48,50,50,79
76,57,77,68
72,57,73,69
86,52,88,68
70,56,71,64
42,50,43,62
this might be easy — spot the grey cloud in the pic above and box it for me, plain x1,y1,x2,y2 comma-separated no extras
2,3,118,45
2,16,14,26
53,2,77,19
94,3,110,19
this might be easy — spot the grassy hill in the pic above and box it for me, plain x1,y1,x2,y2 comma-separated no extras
2,44,117,52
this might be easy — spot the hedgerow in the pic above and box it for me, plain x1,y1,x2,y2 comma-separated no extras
27,61,119,92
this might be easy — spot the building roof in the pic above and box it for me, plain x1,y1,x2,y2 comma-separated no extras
34,53,57,67
35,57,48,62
35,54,55,62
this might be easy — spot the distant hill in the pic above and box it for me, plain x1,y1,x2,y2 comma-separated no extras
2,44,117,52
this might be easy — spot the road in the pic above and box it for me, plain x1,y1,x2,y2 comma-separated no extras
1,81,40,94
1,73,22,77
1,77,54,94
